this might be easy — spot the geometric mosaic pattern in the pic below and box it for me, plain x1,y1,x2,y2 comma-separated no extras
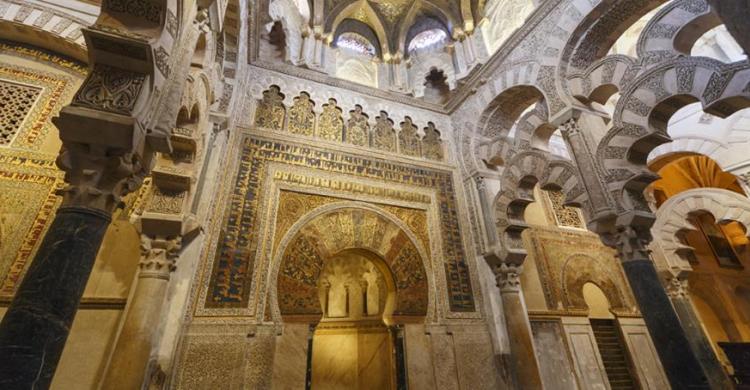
0,80,40,145
207,136,475,312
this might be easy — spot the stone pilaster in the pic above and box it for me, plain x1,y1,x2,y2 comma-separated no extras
614,226,710,389
100,235,181,390
493,263,543,390
474,176,499,248
665,276,735,389
559,117,615,228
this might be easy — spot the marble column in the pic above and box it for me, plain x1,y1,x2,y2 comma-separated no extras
0,145,148,389
0,207,111,389
100,236,180,390
494,263,543,390
615,226,710,389
665,276,734,389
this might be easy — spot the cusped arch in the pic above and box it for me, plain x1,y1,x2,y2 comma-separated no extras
492,150,589,266
270,202,435,322
651,188,750,277
635,0,718,60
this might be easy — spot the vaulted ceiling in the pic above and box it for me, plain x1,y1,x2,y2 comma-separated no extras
317,0,481,56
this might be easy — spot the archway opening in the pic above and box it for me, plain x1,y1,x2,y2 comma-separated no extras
422,68,450,104
311,249,397,390
276,206,429,389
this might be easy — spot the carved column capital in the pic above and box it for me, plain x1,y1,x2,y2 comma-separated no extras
474,175,486,191
615,225,653,263
494,263,523,293
56,142,151,213
138,235,181,280
665,276,690,300
559,118,581,137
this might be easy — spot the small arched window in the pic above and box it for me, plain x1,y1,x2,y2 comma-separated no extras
407,29,447,54
335,32,376,57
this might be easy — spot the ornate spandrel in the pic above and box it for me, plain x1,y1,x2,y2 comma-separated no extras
398,116,421,157
254,85,285,131
422,122,444,161
287,92,315,136
545,189,585,229
317,98,343,142
372,111,396,152
346,105,369,147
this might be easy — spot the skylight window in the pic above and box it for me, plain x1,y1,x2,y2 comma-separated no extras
336,33,376,56
408,29,447,53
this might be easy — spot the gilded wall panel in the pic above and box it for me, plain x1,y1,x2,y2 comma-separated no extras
254,85,285,130
0,63,79,150
205,135,475,312
0,150,63,296
317,98,344,141
276,202,429,316
422,123,444,161
346,105,369,147
398,117,421,157
287,92,315,136
525,226,637,315
372,112,396,152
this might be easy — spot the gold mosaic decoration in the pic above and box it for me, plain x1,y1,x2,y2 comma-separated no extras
346,105,369,147
287,92,315,136
0,150,63,296
372,111,396,152
0,65,76,150
369,0,411,24
422,122,444,161
545,189,585,229
253,87,446,162
525,226,637,316
272,189,431,258
276,201,429,316
207,136,476,312
398,117,421,157
316,99,343,141
0,80,41,145
254,85,285,131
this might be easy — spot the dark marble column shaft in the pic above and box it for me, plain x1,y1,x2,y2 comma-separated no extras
669,288,734,389
0,207,111,389
621,259,709,389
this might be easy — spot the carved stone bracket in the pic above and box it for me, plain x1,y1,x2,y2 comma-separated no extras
494,263,523,293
